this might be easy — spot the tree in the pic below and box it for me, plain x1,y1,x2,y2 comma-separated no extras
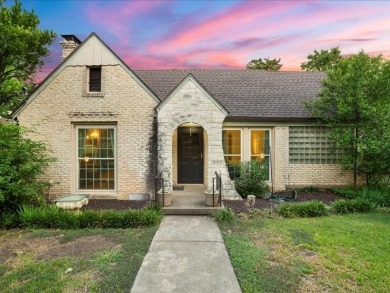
0,0,56,116
306,51,390,188
301,47,342,71
0,122,54,212
246,57,282,71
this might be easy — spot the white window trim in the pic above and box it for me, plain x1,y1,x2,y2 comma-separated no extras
75,125,117,194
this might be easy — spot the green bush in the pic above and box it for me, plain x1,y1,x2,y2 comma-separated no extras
18,205,163,229
0,211,21,229
357,187,390,207
278,201,328,218
330,187,357,199
234,161,270,198
331,198,375,214
0,123,54,212
214,208,236,223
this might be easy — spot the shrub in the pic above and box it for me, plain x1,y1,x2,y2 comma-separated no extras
330,187,357,199
0,123,54,212
214,208,236,223
357,187,390,207
331,198,375,214
18,204,163,229
0,211,21,229
278,201,327,218
234,161,270,198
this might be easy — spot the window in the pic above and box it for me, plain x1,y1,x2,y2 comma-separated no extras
222,130,241,179
77,126,115,190
89,67,101,92
250,130,270,180
222,128,271,181
289,126,342,164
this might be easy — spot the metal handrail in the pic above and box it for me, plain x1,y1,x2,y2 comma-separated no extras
154,172,164,206
212,171,222,207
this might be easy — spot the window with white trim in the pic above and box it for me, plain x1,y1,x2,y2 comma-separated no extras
289,126,342,164
77,126,116,190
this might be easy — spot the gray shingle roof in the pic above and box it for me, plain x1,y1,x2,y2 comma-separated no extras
134,69,326,120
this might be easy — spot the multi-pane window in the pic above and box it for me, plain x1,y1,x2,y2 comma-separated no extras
89,67,102,92
77,127,115,190
222,129,271,181
250,130,270,180
222,130,241,179
289,126,342,164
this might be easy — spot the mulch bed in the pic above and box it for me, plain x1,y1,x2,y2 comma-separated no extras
223,189,343,214
81,199,151,211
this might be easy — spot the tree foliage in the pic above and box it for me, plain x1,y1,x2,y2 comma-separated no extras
306,51,390,188
0,0,56,116
246,57,282,71
0,122,54,212
301,47,342,71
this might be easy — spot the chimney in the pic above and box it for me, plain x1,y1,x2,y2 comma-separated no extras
59,35,82,61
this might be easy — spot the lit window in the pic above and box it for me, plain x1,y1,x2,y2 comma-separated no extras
222,130,241,179
77,127,115,190
89,67,101,92
250,130,270,180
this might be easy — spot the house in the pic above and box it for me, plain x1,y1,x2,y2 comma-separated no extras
12,33,353,200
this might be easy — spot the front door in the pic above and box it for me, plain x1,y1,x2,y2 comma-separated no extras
178,127,203,184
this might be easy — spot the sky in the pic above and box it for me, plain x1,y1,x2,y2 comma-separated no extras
11,0,390,81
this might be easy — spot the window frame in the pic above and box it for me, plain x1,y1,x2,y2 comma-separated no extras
249,128,271,181
222,127,272,182
75,125,117,193
222,128,243,162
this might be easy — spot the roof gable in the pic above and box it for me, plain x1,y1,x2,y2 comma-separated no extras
12,33,159,118
156,73,229,115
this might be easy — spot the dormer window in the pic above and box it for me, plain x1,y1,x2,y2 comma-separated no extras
89,67,101,92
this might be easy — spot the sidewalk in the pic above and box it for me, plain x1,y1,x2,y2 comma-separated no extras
131,216,242,293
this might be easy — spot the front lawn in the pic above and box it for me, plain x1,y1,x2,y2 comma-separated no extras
0,227,157,292
219,213,390,292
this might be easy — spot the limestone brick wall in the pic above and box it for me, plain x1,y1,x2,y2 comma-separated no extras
157,78,238,198
273,126,354,190
17,65,158,199
172,129,178,186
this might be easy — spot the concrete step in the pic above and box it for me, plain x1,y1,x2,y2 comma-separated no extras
163,206,222,215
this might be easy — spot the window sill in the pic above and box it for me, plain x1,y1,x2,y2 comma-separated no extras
83,92,105,98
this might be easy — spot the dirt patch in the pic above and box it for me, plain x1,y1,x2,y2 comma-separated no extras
224,190,343,214
0,232,119,266
82,199,151,211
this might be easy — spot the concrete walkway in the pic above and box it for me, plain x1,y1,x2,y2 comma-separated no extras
131,216,242,293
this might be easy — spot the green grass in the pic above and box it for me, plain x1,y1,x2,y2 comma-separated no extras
0,227,157,292
219,213,390,292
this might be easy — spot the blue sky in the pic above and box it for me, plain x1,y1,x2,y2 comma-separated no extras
9,0,390,81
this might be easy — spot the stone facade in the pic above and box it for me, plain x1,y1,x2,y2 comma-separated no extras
157,76,239,198
17,64,158,199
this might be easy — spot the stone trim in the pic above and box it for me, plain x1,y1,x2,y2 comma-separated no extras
68,111,119,118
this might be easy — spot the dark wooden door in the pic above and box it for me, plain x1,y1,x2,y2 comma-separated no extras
178,127,203,184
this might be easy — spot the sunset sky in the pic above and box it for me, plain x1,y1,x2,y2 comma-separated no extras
14,0,390,81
